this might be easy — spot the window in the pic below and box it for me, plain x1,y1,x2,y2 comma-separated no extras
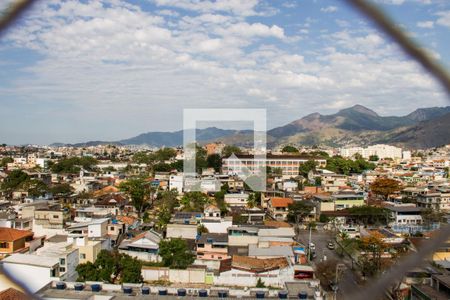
60,258,66,265
0,242,8,248
80,253,86,259
53,215,59,219
59,267,66,273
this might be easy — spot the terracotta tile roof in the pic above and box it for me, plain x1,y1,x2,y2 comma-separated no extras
0,228,33,242
93,185,119,197
231,255,289,273
116,215,137,225
270,197,293,208
0,288,30,300
264,220,292,228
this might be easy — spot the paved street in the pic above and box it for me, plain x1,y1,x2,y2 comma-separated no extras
296,228,361,300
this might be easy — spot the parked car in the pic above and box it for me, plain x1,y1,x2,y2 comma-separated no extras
327,241,335,250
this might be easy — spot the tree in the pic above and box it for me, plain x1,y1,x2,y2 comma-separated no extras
180,192,209,211
369,155,379,161
222,145,242,157
76,250,142,283
159,238,195,269
207,154,222,172
358,232,387,277
421,208,443,224
256,278,266,288
1,170,30,196
197,224,209,234
370,178,401,200
347,206,389,225
299,160,317,177
281,145,299,153
287,201,313,231
51,157,98,173
0,157,13,167
24,179,48,198
316,259,339,288
50,183,74,197
119,177,151,217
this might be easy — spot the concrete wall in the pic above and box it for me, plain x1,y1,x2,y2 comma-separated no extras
142,267,205,284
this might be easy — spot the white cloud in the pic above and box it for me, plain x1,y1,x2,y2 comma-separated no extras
376,0,405,5
416,20,434,28
0,0,447,144
151,0,260,16
436,11,450,28
320,6,337,13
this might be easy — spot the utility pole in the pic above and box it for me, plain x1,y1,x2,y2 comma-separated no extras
308,224,312,261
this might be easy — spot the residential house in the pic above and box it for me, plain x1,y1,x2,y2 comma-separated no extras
417,188,450,212
196,233,229,261
267,197,293,221
119,230,162,262
35,240,79,281
224,193,249,207
386,206,423,226
215,256,292,288
1,253,61,293
0,228,35,257
204,205,221,220
332,191,366,210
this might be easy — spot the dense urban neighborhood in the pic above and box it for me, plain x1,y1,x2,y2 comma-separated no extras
0,142,449,299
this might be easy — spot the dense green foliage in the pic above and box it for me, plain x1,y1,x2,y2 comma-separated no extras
207,154,222,172
281,145,299,153
155,190,179,229
50,183,74,196
222,145,242,157
0,157,13,167
298,160,317,177
1,170,49,197
76,250,142,283
119,177,151,215
50,157,98,173
180,192,209,211
326,156,375,175
158,238,195,269
287,201,313,224
347,206,389,225
132,148,177,164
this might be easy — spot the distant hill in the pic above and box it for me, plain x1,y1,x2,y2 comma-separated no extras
52,105,450,149
119,127,251,147
382,112,450,149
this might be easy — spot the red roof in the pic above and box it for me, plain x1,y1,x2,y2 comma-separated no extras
270,197,293,208
0,228,33,242
0,288,29,300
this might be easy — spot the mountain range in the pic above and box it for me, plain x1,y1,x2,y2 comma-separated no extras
52,105,450,149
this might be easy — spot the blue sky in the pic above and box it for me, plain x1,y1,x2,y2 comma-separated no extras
0,0,449,145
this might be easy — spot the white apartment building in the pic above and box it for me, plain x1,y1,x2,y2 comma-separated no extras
1,254,61,293
169,174,184,192
339,144,403,159
222,154,327,176
224,193,249,207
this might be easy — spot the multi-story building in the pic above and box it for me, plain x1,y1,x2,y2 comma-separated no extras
222,154,327,177
196,233,229,261
332,192,366,210
416,188,450,211
339,144,403,159
386,206,423,226
267,197,293,221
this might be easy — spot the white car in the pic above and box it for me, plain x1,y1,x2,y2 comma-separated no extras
309,243,316,251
